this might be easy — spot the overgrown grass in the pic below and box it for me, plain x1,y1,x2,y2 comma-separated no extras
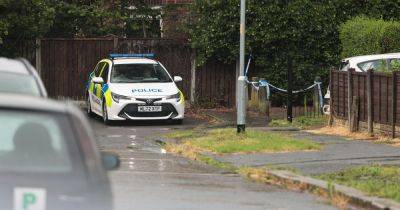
164,140,237,172
165,128,321,154
163,130,198,139
269,115,328,129
317,165,400,202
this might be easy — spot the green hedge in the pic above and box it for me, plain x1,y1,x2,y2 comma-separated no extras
340,16,400,58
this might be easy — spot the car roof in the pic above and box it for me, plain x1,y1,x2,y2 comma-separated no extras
110,58,158,65
0,93,72,113
343,53,400,63
0,57,29,75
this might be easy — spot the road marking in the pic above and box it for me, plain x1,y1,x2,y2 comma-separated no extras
129,135,136,139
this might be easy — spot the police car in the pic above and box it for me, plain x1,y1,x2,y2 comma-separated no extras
86,54,185,124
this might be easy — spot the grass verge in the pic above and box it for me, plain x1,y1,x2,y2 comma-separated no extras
165,128,321,154
164,141,237,172
317,165,400,203
238,167,349,208
269,115,328,129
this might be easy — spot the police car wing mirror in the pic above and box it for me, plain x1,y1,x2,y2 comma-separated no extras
173,76,182,82
92,77,104,84
101,152,120,170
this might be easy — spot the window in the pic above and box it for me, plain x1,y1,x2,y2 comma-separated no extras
111,63,172,83
0,110,74,173
94,62,105,77
101,63,110,83
357,59,388,72
0,72,41,96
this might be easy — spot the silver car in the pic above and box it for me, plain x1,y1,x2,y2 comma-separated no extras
0,57,47,97
0,94,119,210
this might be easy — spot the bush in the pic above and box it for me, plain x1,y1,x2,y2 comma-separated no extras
340,16,400,58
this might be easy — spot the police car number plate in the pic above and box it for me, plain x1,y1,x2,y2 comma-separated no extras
138,106,162,112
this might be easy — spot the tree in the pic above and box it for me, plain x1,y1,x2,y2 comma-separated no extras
46,0,124,38
0,0,55,56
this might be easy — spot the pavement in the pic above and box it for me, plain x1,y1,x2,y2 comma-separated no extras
88,115,339,210
203,109,400,175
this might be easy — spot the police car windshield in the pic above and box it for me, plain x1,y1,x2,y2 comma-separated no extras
0,72,41,96
111,63,172,83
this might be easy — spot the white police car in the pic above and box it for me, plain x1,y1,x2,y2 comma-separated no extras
86,54,184,124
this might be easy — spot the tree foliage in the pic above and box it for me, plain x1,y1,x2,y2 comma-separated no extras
340,16,400,58
0,0,54,56
46,0,124,38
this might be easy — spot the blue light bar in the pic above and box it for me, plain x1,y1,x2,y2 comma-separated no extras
109,53,155,59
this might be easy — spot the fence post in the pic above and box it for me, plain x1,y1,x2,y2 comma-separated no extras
350,97,360,132
190,52,196,105
347,68,354,131
258,77,267,114
367,69,374,136
35,38,41,76
392,71,397,138
113,36,118,52
287,56,293,123
249,77,259,108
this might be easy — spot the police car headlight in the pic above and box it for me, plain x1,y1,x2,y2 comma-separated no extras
167,93,181,102
111,92,130,103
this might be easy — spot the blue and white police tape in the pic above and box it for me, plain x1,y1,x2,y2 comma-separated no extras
245,79,323,108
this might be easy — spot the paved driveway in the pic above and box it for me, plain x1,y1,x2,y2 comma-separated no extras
89,117,338,210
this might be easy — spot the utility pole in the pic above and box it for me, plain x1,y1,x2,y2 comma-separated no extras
237,0,247,133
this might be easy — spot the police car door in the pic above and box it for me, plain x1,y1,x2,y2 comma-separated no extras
98,62,110,111
89,62,105,113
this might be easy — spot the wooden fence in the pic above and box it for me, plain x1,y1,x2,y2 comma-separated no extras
330,69,400,137
32,37,237,106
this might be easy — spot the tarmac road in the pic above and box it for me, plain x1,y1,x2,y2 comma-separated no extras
89,117,339,210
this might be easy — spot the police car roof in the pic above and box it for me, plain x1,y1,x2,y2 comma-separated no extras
0,93,76,114
112,58,158,65
0,57,29,75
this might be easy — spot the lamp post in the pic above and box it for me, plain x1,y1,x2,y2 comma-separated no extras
237,0,247,133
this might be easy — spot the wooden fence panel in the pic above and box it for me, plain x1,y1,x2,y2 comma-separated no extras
372,73,392,125
196,60,236,107
352,72,367,122
40,38,114,99
332,69,400,128
331,71,348,119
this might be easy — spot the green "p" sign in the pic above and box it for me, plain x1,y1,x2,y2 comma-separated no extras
14,188,46,210
23,193,36,210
